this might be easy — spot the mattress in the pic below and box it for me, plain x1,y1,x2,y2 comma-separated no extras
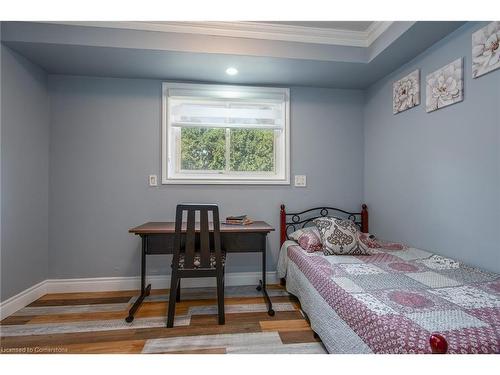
277,241,500,353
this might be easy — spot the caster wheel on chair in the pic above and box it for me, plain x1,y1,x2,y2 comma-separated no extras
268,309,275,316
256,285,262,291
125,315,134,323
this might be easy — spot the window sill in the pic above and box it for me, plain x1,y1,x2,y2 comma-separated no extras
162,178,290,185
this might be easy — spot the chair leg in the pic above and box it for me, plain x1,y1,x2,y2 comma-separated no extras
167,274,178,328
216,269,225,325
176,279,181,302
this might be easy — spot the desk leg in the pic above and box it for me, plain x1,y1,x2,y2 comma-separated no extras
256,236,274,316
126,235,151,323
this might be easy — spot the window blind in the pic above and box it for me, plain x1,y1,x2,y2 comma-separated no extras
169,100,284,129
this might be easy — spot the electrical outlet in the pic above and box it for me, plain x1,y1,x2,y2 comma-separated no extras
148,174,158,186
294,175,307,187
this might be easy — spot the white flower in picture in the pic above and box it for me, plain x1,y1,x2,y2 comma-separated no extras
393,70,420,114
426,58,463,113
472,21,500,78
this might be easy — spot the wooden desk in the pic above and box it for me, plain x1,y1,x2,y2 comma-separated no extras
127,221,275,322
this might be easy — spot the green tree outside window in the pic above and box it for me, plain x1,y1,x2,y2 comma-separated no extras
180,127,275,172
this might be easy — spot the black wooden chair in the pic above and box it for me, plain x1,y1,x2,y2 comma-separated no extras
167,203,225,328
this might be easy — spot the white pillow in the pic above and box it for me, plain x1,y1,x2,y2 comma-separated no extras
313,217,371,255
288,227,323,252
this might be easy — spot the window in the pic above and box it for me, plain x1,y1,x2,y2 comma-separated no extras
162,82,290,184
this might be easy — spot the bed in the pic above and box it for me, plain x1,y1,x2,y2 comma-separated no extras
277,204,500,354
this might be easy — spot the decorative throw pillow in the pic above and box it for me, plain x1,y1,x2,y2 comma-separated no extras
313,217,371,255
358,233,380,249
358,233,408,251
288,227,323,252
356,232,371,254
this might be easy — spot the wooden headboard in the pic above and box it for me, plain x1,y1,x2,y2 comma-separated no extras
280,204,368,246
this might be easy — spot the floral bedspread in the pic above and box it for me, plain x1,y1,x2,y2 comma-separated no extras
281,244,500,353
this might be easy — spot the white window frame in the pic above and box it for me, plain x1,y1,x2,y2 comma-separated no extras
162,82,290,185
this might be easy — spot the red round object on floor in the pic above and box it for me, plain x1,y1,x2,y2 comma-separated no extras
430,334,448,354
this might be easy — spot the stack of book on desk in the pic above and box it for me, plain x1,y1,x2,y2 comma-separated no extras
225,215,254,225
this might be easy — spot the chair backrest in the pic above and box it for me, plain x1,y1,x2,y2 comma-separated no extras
173,204,222,270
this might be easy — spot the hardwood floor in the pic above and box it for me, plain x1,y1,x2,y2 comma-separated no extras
0,285,326,354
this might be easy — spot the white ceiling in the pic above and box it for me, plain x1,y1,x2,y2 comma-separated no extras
256,21,374,32
48,21,392,47
2,21,466,89
145,21,388,47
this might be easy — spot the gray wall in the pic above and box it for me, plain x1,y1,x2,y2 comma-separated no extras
364,22,500,273
48,76,365,279
3,21,498,300
1,45,50,300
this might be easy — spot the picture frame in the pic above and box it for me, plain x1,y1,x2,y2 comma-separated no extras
472,21,500,79
425,58,464,113
393,69,420,114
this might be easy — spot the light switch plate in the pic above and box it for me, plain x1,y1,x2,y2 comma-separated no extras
148,175,158,186
294,175,307,187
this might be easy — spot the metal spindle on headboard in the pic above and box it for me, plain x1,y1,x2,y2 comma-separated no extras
280,203,369,247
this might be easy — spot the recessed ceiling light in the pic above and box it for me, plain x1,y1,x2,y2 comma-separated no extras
225,67,238,76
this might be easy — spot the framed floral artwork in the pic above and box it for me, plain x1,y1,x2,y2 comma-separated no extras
472,21,500,78
425,58,463,113
393,69,420,114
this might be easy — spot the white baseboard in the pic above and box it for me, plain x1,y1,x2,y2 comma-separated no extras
0,271,278,319
46,271,278,293
0,280,49,319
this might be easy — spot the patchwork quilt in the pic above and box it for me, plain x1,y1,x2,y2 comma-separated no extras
279,243,500,353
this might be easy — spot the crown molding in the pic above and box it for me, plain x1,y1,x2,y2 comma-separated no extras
43,21,393,48
365,21,394,45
